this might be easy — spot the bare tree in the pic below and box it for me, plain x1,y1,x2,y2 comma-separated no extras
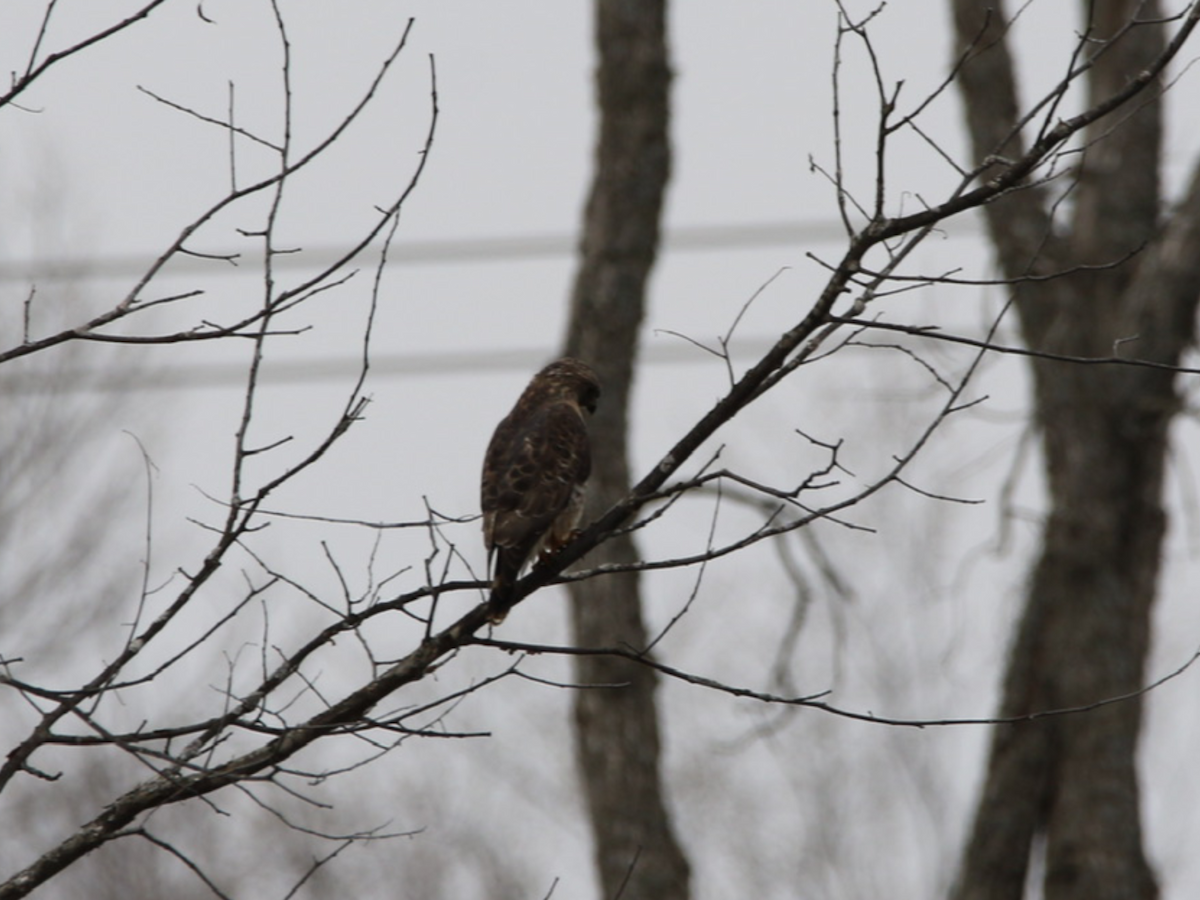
947,3,1200,899
2,6,443,896
3,3,1200,898
561,2,690,899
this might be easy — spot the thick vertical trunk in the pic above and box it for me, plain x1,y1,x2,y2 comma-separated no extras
950,2,1200,898
562,2,690,898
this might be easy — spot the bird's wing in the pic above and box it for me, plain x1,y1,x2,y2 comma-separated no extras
481,402,590,570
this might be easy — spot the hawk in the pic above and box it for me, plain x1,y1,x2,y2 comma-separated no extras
481,358,600,617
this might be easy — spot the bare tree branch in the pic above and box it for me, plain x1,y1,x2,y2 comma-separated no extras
1,1,172,111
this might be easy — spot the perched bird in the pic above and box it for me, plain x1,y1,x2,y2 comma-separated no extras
481,358,600,618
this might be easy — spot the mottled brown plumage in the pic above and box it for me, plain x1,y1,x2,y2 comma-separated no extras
481,358,600,616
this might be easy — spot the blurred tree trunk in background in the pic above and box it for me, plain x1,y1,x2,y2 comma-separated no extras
950,2,1200,898
562,1,689,898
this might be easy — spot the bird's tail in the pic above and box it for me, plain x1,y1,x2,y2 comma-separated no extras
487,548,524,622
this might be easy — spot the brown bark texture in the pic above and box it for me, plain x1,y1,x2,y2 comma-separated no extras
561,1,690,899
950,2,1200,899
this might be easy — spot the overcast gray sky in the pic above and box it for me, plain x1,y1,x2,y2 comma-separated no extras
4,3,1200,897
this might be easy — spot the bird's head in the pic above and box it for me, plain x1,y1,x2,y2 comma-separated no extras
539,358,600,415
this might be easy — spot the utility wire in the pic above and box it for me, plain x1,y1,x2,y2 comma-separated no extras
2,341,783,394
0,218,980,283
3,217,984,393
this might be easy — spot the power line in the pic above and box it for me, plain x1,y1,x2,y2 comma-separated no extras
2,341,781,394
0,218,981,283
3,216,987,394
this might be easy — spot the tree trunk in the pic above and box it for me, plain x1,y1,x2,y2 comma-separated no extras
561,2,688,899
949,2,1200,899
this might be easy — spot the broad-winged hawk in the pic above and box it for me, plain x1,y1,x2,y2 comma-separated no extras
481,358,600,616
